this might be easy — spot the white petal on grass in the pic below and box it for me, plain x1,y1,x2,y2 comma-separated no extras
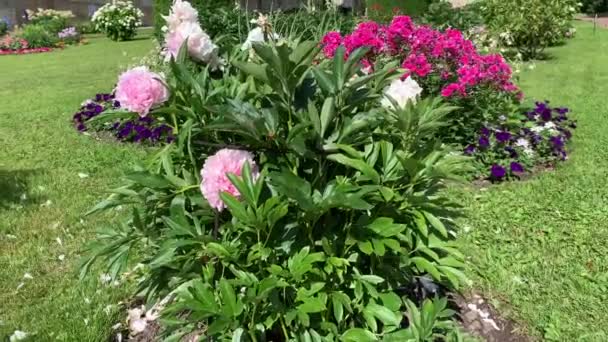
58,254,65,262
78,173,90,179
9,330,28,341
16,282,25,290
23,273,33,280
56,237,62,246
84,297,91,305
5,234,17,239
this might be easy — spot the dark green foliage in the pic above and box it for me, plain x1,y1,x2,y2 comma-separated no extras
154,0,356,49
422,0,484,31
0,20,8,37
581,0,608,13
75,21,100,34
19,24,58,48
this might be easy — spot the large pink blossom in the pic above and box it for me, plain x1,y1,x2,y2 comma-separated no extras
320,31,342,58
115,66,169,117
200,149,259,212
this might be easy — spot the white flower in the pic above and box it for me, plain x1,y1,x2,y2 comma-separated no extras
530,125,544,133
381,77,423,110
515,138,529,148
127,306,147,335
163,0,198,31
544,121,556,129
9,331,28,342
241,27,280,51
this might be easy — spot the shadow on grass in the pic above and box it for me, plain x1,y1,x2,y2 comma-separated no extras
0,169,45,210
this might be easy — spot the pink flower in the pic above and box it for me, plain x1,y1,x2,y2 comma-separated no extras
162,0,198,32
115,66,169,117
320,31,343,58
441,83,466,97
200,149,259,212
402,53,432,77
164,21,219,67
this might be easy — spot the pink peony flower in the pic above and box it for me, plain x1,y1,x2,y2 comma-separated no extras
114,66,169,117
200,149,259,212
164,21,219,67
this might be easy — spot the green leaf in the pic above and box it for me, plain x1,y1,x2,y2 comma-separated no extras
379,292,403,312
341,328,377,342
411,256,442,280
313,68,336,94
220,192,251,223
220,279,243,317
320,96,336,138
358,240,373,255
359,275,385,285
233,61,269,82
332,295,344,322
298,296,326,313
327,153,380,183
367,217,406,237
125,172,171,189
423,211,448,238
366,303,402,326
269,170,314,211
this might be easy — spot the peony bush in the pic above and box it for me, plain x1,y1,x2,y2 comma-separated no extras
92,0,143,41
81,2,473,339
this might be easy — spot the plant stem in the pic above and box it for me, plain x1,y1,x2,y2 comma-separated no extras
213,211,219,239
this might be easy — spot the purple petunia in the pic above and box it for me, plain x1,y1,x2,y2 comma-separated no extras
490,164,506,179
480,127,490,136
478,136,490,148
510,162,524,174
73,92,173,145
550,136,564,149
464,144,476,155
495,131,512,143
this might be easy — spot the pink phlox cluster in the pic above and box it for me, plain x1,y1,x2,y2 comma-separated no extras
320,16,519,98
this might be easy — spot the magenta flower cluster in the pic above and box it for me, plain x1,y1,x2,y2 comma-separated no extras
321,16,519,99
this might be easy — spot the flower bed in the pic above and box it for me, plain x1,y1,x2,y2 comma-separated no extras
72,92,174,144
78,1,577,340
0,36,53,55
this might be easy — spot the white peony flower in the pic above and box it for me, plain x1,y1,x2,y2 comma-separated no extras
381,76,423,110
241,27,281,51
162,0,198,32
127,306,147,335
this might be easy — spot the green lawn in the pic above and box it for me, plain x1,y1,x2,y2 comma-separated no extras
1,22,607,341
456,22,608,340
0,31,155,340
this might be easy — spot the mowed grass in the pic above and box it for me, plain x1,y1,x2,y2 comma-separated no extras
0,30,155,340
455,22,608,340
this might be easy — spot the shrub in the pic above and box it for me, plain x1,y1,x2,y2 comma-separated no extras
0,35,28,50
19,24,57,48
82,36,471,339
481,0,579,59
92,0,143,41
465,101,576,181
422,0,484,32
75,21,99,34
0,20,8,37
321,17,521,145
26,8,73,34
